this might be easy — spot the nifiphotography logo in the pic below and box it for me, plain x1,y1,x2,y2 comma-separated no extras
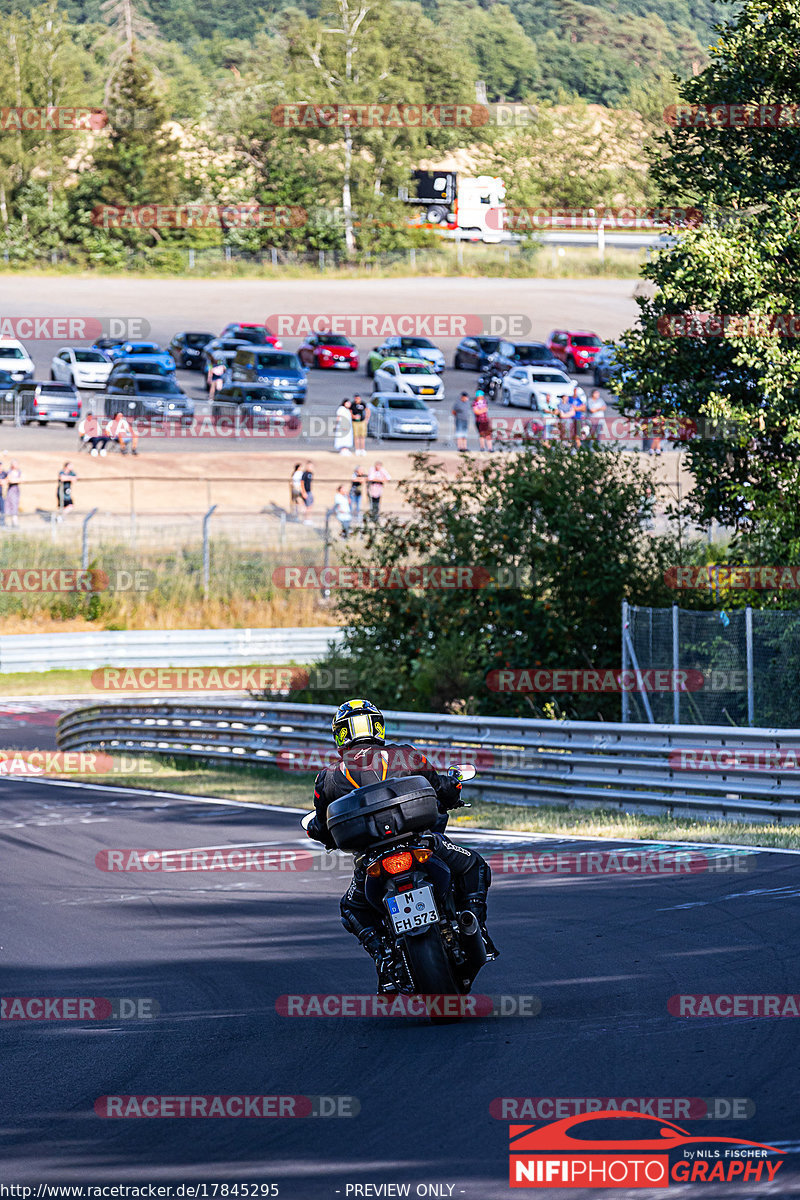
508,1110,783,1187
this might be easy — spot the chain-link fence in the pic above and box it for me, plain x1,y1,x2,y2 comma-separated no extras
622,602,800,728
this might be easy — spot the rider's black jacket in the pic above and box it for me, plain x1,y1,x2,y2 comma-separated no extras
307,741,462,850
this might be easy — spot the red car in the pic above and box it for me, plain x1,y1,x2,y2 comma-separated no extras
220,323,282,350
298,333,359,370
547,330,603,374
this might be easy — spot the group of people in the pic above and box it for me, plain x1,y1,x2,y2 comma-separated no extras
333,395,369,454
77,412,139,456
290,460,392,537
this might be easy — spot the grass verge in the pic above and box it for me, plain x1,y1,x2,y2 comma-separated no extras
56,756,800,849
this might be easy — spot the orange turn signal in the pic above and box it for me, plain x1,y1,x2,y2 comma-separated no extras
366,861,382,877
412,847,433,863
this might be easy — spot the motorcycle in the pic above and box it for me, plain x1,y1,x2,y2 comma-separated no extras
301,765,493,997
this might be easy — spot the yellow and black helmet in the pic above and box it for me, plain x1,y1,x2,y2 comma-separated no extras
331,699,385,751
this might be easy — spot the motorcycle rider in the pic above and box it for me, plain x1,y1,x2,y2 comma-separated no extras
305,698,497,991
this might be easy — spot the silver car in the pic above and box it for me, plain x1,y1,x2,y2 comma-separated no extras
367,393,438,440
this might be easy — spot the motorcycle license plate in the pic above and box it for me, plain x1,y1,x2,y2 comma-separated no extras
386,885,438,933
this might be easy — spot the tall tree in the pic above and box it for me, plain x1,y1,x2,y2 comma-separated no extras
614,0,800,554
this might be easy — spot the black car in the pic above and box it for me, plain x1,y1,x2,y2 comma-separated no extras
104,374,194,422
453,336,501,371
201,338,252,383
107,359,174,382
169,331,215,370
479,340,562,402
211,384,302,430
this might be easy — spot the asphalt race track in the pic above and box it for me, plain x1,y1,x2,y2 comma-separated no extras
2,774,800,1198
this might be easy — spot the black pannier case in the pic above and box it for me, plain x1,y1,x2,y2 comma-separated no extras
326,775,439,850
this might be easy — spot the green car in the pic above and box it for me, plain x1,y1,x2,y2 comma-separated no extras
364,344,430,378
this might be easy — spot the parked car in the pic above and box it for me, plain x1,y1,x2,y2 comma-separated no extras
211,384,301,431
479,340,561,402
228,347,308,404
201,338,251,384
220,323,282,349
593,343,619,388
104,374,194,422
499,366,582,411
366,336,445,377
50,346,112,389
547,330,603,374
0,380,80,426
168,331,215,370
372,357,444,400
367,393,438,441
92,337,128,360
0,338,35,380
113,342,176,372
453,336,500,370
298,333,359,370
108,360,175,382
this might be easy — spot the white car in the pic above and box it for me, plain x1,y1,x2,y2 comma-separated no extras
51,346,112,389
500,366,585,411
372,356,444,400
0,338,34,381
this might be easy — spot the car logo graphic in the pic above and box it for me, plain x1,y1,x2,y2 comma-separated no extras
508,1111,783,1188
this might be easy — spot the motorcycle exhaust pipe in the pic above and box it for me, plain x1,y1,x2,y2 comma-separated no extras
459,910,488,974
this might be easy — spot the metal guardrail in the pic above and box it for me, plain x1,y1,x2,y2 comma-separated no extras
1,627,343,673
56,699,800,822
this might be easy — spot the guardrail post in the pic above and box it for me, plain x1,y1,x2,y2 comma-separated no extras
746,605,754,726
81,507,98,571
203,504,217,599
672,604,680,725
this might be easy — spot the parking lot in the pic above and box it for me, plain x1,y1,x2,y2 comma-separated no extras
0,275,639,453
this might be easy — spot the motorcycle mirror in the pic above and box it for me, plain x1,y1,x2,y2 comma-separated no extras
300,811,316,830
453,763,477,782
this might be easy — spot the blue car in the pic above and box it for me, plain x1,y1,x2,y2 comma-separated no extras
229,347,308,404
112,341,176,372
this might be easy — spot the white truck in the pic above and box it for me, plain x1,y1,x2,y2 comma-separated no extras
399,170,506,243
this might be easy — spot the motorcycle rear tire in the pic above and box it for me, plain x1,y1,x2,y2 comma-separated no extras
401,927,466,1020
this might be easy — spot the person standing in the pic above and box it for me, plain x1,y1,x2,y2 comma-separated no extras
587,388,606,443
367,461,391,521
5,460,21,527
301,461,314,523
333,398,354,455
570,384,586,446
350,394,369,455
557,392,576,445
452,391,471,452
290,462,304,518
57,463,76,517
208,360,225,399
0,460,6,528
333,484,353,538
472,389,492,452
350,466,366,524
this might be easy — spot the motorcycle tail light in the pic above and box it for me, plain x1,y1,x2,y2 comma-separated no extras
366,860,382,878
412,847,432,864
382,851,413,875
